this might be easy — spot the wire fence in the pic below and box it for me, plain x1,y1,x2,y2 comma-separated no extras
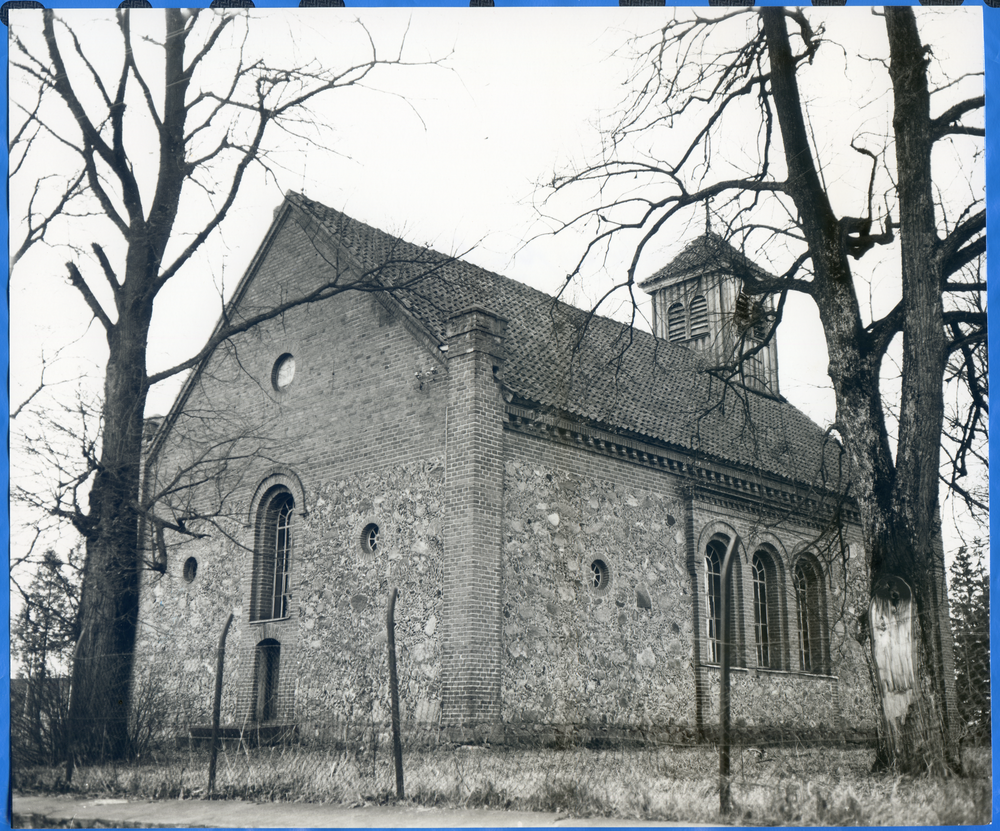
11,640,990,768
11,674,991,825
11,714,991,823
11,587,991,819
9,707,873,799
170,721,880,806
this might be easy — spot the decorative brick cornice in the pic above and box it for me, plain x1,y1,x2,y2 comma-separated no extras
504,404,859,526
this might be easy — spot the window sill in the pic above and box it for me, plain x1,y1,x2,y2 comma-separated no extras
250,616,291,625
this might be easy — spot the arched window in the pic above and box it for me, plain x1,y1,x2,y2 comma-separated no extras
704,537,745,667
752,550,781,669
794,559,825,673
667,302,686,342
689,295,709,337
251,488,294,622
705,540,724,663
253,639,281,722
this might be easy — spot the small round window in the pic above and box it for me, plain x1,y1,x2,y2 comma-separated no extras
272,353,296,391
183,557,198,583
361,523,379,557
589,558,611,594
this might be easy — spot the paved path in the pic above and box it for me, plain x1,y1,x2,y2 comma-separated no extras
12,794,710,828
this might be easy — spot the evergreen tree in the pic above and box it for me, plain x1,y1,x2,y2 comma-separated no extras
949,541,990,745
12,548,80,764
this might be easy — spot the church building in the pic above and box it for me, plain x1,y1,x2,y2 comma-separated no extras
134,192,880,743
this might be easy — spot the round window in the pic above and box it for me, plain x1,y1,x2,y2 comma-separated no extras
272,353,296,390
183,557,198,583
589,558,611,594
361,523,379,557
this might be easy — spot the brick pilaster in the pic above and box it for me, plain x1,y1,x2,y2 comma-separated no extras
440,307,507,729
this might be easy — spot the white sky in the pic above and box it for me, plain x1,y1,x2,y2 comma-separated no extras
7,7,987,571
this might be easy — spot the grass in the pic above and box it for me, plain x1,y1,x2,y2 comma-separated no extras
13,742,992,826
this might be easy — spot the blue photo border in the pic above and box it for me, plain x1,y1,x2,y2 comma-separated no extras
2,2,995,828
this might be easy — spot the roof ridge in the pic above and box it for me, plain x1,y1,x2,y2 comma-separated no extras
286,190,666,345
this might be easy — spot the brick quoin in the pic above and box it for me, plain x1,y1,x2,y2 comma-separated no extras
441,307,507,729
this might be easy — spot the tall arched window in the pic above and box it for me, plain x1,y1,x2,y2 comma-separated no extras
252,488,293,622
705,540,724,663
253,639,281,722
794,559,825,673
689,295,709,337
705,537,745,667
667,302,686,342
752,550,780,668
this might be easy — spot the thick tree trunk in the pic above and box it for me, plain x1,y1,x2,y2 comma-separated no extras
60,11,189,763
67,300,152,762
759,7,959,773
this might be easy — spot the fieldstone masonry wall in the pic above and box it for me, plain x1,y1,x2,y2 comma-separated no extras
687,500,876,738
275,462,446,730
501,431,698,736
133,461,449,736
499,427,877,739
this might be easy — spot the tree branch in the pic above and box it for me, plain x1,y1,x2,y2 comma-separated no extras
930,95,984,141
91,243,123,302
939,209,985,280
65,262,114,332
43,11,142,224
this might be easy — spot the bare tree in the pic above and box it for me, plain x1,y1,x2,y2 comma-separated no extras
9,8,448,762
543,8,984,773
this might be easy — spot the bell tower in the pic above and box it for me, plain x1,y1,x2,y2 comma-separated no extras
639,233,780,395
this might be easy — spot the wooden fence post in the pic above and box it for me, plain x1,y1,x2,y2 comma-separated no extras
208,612,234,795
387,588,404,799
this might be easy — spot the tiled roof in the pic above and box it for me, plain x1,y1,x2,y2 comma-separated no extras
639,232,775,290
286,193,844,490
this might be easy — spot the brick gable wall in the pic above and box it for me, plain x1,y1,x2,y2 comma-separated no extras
134,215,450,732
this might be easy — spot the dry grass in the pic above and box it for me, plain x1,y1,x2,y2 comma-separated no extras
12,742,992,826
